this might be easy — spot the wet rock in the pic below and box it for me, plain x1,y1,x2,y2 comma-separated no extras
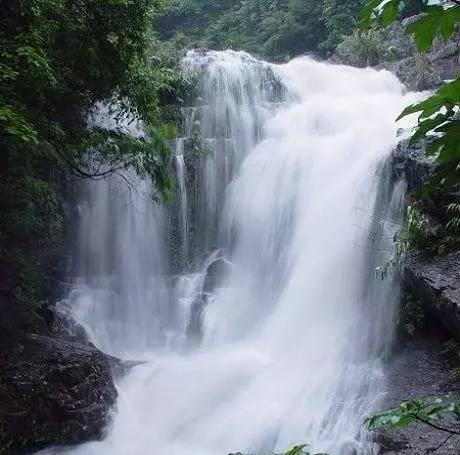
377,339,460,454
187,293,208,343
0,334,117,454
377,55,442,91
391,139,435,191
53,302,90,343
404,252,460,340
203,256,231,293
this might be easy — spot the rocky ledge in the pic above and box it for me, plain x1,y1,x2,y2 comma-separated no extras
391,138,434,191
390,137,460,341
404,252,460,340
0,334,117,454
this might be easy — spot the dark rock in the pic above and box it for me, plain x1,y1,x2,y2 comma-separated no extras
52,300,90,343
187,293,208,343
377,56,442,91
380,21,415,61
391,139,435,191
203,256,231,293
0,334,117,454
0,289,50,342
377,339,460,454
404,252,460,340
428,37,460,82
186,255,231,344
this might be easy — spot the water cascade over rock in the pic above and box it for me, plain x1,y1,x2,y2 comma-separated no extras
49,51,421,455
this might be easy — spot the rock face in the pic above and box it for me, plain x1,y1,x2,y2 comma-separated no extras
378,339,460,454
378,18,459,91
391,135,460,340
0,334,117,454
334,15,459,91
404,252,460,340
391,138,435,191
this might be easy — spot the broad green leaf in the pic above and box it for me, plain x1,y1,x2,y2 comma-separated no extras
405,5,460,52
359,0,387,29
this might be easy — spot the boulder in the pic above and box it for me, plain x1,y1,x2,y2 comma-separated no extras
203,256,231,293
0,334,117,454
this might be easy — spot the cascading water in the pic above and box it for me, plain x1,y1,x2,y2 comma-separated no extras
49,51,422,455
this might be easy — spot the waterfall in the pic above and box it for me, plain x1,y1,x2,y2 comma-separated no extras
50,51,422,455
174,139,189,269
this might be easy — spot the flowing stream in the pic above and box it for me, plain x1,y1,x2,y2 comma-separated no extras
53,51,421,455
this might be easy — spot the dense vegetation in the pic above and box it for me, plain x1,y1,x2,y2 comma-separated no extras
157,0,366,61
360,1,460,277
0,0,178,311
361,0,460,192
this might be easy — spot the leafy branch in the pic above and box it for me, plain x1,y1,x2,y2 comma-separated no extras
229,444,330,455
367,399,460,436
360,1,460,193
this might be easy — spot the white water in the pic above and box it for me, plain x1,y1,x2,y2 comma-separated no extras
51,51,422,455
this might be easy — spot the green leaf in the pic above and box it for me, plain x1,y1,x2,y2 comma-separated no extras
359,0,387,29
284,445,308,455
380,2,399,27
405,5,460,53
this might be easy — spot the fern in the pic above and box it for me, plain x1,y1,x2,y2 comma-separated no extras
446,203,460,232
376,205,428,279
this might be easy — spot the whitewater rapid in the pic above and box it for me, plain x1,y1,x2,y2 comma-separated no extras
49,52,422,455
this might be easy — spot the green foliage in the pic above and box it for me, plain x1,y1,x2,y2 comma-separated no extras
158,0,365,61
400,293,425,336
0,0,179,309
335,29,392,67
443,202,460,250
228,444,330,455
0,0,175,191
367,398,460,436
397,79,460,192
406,5,460,52
0,164,64,310
361,1,460,193
320,0,366,53
376,204,428,278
